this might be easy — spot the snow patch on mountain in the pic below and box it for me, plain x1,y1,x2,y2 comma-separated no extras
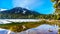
23,10,26,14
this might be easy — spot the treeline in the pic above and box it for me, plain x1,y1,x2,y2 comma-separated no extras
0,13,60,20
36,14,60,20
36,14,59,20
0,13,39,19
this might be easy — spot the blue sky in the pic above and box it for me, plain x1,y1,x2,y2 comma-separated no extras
0,0,55,14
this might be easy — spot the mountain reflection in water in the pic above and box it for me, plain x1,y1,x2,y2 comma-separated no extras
0,24,59,34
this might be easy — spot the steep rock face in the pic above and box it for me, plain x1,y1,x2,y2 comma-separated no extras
0,7,40,19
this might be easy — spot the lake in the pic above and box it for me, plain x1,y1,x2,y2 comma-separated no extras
0,24,59,34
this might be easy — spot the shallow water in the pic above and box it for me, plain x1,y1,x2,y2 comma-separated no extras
0,24,58,34
23,24,58,34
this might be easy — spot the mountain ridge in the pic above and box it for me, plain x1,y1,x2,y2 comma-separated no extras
0,7,40,19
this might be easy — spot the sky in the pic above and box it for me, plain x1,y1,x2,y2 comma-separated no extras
0,0,55,14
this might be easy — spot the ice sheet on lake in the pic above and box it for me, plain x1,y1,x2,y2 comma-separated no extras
0,19,40,24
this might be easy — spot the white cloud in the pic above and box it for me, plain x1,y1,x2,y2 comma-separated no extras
13,0,44,10
0,9,7,11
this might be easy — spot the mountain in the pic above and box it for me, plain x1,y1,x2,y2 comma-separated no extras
0,7,40,15
0,7,40,19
